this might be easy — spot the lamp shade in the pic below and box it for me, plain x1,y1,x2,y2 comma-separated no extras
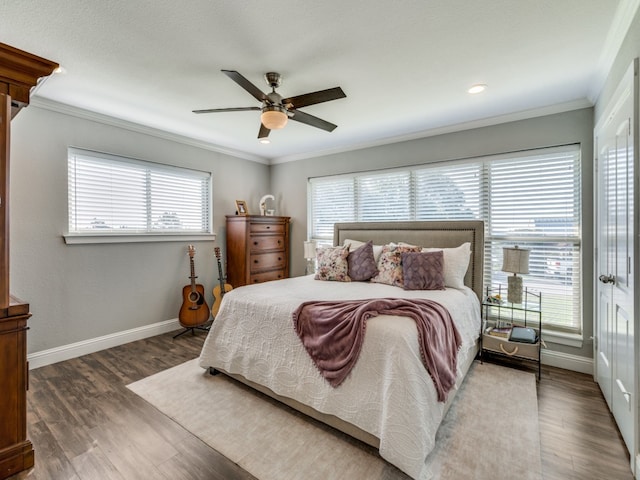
304,241,317,260
502,246,530,274
261,106,288,130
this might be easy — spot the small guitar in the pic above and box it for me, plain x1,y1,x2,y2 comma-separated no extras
212,247,233,317
179,245,210,327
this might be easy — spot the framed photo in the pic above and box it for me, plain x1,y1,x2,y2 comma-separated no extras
235,200,248,216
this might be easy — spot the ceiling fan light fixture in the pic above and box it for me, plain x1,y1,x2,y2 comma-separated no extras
261,106,288,130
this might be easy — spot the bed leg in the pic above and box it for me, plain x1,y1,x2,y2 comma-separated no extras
209,367,220,376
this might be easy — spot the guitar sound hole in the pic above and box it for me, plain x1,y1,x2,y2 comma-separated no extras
188,291,200,303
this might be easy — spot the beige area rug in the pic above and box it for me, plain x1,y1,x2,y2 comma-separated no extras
127,359,541,480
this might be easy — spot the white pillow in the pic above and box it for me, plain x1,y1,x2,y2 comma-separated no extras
423,242,471,289
343,239,384,263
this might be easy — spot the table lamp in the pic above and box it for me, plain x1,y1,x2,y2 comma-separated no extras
304,241,317,275
502,246,530,304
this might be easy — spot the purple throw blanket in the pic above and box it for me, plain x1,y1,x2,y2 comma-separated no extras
292,297,461,402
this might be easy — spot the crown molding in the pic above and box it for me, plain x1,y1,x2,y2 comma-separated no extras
28,95,593,167
270,98,593,165
28,97,269,165
588,0,640,102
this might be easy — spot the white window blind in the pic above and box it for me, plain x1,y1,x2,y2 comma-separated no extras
414,163,482,220
68,148,211,235
308,145,582,333
309,176,356,240
483,148,581,333
357,171,412,221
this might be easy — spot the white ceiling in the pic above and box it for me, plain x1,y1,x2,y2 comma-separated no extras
1,1,636,164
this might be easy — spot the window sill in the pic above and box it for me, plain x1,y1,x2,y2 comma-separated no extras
541,330,583,348
63,232,216,245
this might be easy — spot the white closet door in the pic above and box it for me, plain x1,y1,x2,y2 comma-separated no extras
594,59,637,463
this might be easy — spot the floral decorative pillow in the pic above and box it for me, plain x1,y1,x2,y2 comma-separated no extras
402,251,446,290
347,240,378,281
370,244,422,287
315,245,351,282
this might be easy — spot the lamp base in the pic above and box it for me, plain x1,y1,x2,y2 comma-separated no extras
507,275,523,304
305,259,316,276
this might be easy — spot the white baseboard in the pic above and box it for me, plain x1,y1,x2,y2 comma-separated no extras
541,348,594,375
28,317,594,376
27,318,182,370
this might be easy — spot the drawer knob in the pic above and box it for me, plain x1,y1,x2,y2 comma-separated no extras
266,226,271,229
254,259,259,264
278,257,282,261
254,241,258,246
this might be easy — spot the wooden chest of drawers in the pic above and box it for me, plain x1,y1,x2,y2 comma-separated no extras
226,215,290,287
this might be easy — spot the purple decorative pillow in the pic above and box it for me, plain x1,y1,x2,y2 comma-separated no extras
401,251,446,290
315,245,351,282
347,240,378,281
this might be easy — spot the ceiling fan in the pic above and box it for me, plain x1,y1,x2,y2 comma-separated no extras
193,70,346,139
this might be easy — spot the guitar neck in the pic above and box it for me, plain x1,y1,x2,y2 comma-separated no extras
217,262,225,288
190,256,198,291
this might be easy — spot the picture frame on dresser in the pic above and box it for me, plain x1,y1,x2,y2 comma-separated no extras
235,200,248,215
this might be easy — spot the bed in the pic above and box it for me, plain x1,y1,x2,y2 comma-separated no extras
198,220,484,479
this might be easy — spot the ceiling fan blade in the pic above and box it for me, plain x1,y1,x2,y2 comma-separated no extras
289,109,338,132
222,70,268,103
282,87,346,109
193,107,261,114
258,123,271,139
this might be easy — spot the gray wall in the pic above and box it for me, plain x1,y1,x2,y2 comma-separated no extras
272,108,594,359
10,106,269,354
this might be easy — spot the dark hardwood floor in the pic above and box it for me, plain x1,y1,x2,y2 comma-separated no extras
12,330,633,480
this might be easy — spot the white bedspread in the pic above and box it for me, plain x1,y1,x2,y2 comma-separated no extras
198,275,480,479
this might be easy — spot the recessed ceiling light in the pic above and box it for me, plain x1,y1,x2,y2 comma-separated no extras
468,84,487,94
259,139,270,144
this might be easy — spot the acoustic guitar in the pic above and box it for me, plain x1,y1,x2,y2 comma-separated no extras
212,246,233,317
179,245,210,327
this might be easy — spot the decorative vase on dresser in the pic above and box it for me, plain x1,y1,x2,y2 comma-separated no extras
0,43,58,479
226,215,290,287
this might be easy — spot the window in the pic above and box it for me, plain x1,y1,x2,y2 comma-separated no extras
309,145,582,334
67,148,212,241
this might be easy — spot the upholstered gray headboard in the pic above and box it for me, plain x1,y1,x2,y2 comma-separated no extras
333,221,484,302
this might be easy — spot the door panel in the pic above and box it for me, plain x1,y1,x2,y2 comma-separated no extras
597,289,612,408
615,305,634,450
596,137,615,409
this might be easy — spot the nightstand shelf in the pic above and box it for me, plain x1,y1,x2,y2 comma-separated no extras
480,285,542,379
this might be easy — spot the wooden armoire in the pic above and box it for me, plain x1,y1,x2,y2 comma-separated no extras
0,43,57,479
